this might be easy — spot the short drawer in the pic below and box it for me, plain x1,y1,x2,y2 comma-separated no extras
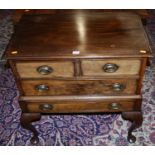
21,79,137,96
24,100,136,113
16,61,74,78
81,59,141,76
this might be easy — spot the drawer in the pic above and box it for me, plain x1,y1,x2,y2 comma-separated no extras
21,79,137,96
81,59,141,76
24,100,136,113
16,61,74,78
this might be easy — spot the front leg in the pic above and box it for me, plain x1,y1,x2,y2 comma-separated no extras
20,113,41,145
122,111,143,143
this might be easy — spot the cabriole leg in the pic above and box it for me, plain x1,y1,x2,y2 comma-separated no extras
122,111,143,143
20,113,41,145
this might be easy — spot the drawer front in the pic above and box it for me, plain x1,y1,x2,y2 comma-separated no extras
24,100,135,113
21,79,137,96
16,61,74,78
81,59,141,76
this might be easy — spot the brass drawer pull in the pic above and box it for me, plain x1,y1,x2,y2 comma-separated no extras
39,104,53,111
35,84,49,92
112,83,125,91
108,103,121,110
102,63,119,73
37,65,53,75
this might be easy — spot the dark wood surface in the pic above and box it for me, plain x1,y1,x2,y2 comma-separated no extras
19,95,142,101
5,11,151,144
20,113,41,144
24,100,136,113
122,111,143,143
6,11,151,60
12,9,149,24
21,79,137,96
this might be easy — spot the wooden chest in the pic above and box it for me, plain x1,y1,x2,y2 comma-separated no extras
5,11,151,144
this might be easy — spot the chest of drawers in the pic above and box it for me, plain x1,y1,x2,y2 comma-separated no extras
5,11,151,145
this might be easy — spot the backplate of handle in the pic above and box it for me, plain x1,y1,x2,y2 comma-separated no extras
37,65,53,75
108,102,121,110
102,63,119,73
112,83,125,91
35,84,49,92
39,104,53,111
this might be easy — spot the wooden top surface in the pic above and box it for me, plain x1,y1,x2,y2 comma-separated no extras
12,9,149,23
6,11,151,59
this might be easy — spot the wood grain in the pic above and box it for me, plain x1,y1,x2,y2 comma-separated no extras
16,61,74,78
24,100,136,113
19,95,141,102
82,59,141,76
6,12,151,59
21,79,137,96
12,9,149,24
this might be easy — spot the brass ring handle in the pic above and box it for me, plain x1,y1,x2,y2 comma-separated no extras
39,104,53,111
108,103,121,110
112,83,125,91
102,63,119,73
37,65,53,75
35,84,49,92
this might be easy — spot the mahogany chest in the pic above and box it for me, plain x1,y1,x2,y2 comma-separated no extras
5,11,151,144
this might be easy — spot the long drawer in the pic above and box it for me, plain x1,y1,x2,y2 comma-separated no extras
21,79,138,96
23,100,136,113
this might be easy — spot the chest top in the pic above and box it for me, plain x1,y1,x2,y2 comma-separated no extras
6,11,151,60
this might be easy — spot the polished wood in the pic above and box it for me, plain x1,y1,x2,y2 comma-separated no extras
25,100,136,113
122,111,143,143
21,79,137,96
12,9,149,24
5,11,151,144
6,12,151,60
73,59,83,76
16,61,74,78
8,61,24,94
136,58,148,94
19,95,142,101
20,113,41,144
82,59,141,76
